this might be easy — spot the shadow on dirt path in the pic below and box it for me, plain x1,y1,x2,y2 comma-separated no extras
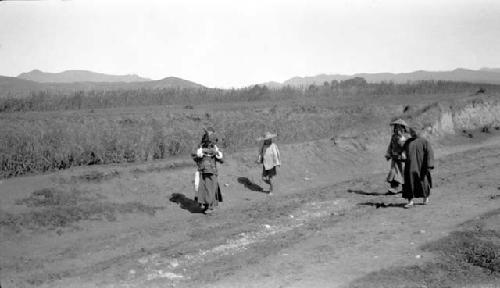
347,189,388,196
237,177,265,193
169,193,205,213
357,201,407,209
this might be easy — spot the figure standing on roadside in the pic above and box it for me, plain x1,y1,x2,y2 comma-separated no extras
192,131,208,203
385,119,409,194
192,127,223,214
257,132,281,195
402,127,434,208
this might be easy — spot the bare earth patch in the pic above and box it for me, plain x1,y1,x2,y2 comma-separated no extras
1,187,163,233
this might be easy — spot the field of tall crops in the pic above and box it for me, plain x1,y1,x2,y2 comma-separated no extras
2,79,495,178
0,99,403,178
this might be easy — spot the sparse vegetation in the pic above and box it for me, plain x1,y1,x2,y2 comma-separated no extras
350,209,500,288
57,170,121,184
131,161,193,175
1,187,163,232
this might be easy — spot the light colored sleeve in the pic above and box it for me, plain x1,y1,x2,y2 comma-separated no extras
196,147,203,158
214,145,223,160
274,144,281,166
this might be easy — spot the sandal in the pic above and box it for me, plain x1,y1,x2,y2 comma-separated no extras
404,201,414,209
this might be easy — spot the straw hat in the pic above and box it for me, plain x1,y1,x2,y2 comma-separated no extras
257,131,277,141
203,127,215,133
389,119,408,127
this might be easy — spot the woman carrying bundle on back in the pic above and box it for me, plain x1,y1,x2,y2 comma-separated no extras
192,127,223,215
257,132,281,195
385,119,409,194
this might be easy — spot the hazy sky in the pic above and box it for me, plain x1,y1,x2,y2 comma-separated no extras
1,0,499,87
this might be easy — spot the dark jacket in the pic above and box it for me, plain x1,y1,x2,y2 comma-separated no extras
402,136,434,199
192,145,223,175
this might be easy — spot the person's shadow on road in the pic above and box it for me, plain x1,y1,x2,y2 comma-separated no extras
237,177,265,193
358,201,407,209
347,189,387,196
169,193,205,213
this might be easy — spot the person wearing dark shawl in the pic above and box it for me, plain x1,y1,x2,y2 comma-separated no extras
385,119,409,194
192,127,223,214
402,127,435,208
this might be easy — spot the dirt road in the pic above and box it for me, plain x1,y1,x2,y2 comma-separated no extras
1,133,499,288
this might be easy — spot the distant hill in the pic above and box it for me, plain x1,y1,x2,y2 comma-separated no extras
260,81,285,89
0,76,44,97
283,74,352,87
1,72,206,98
138,77,205,89
480,67,500,73
47,76,206,90
264,68,500,88
16,70,205,88
18,69,151,83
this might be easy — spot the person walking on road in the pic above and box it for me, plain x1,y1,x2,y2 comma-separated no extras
257,132,281,195
385,119,409,194
402,127,435,208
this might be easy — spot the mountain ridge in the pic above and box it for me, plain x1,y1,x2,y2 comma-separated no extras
18,69,151,83
1,72,206,98
2,68,500,98
265,68,500,87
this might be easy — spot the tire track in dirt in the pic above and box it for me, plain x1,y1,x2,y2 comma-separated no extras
105,199,354,287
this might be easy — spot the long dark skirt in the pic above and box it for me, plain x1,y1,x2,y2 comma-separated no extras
402,170,432,200
197,173,223,209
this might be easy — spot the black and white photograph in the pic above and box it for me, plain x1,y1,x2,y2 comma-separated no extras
1,0,499,287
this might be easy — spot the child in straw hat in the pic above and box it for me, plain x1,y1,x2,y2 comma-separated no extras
257,132,281,195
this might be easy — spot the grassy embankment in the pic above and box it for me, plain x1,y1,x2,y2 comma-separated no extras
1,81,496,178
1,100,397,178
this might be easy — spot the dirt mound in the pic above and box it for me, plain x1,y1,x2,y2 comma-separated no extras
394,95,500,139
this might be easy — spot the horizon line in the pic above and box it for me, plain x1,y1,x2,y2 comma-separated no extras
4,66,500,89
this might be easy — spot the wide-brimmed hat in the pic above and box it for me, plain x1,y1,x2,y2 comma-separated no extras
389,119,408,127
257,132,277,141
204,127,215,133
